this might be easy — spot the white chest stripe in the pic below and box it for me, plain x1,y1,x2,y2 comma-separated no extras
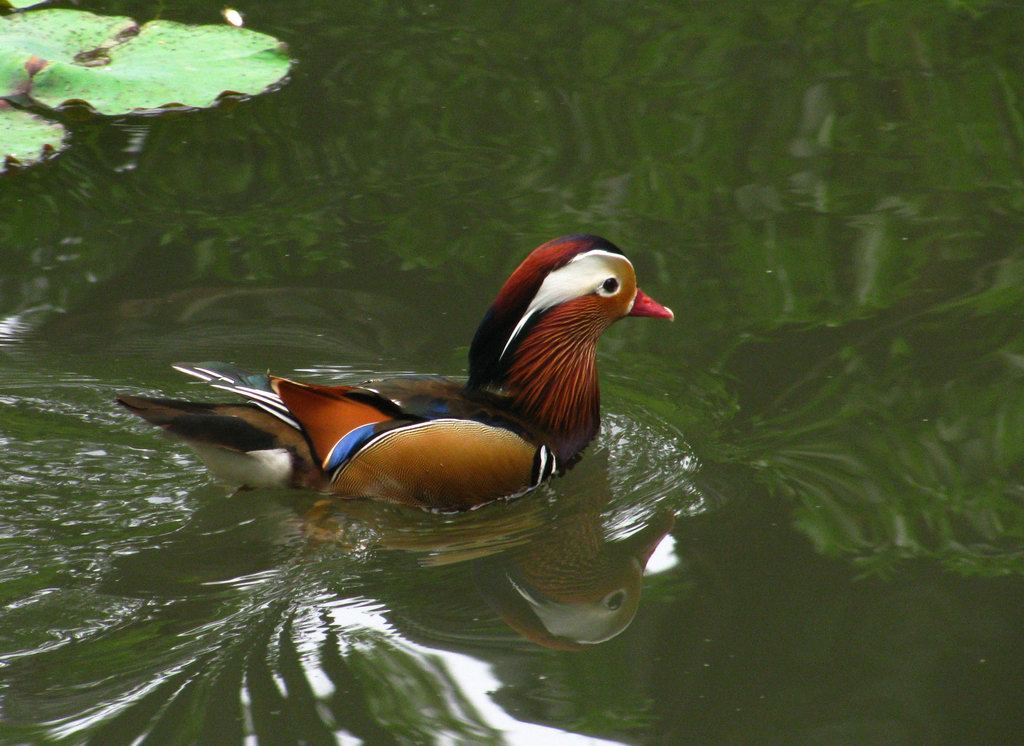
499,250,633,361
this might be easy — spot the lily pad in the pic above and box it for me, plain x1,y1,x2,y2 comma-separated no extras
0,0,50,9
0,9,292,114
0,101,65,172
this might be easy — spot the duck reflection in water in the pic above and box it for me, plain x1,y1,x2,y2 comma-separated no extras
473,507,674,650
300,486,675,651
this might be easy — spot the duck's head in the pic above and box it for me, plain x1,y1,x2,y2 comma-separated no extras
469,234,672,388
468,235,672,455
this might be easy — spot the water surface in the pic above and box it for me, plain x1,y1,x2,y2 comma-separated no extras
2,1,1024,743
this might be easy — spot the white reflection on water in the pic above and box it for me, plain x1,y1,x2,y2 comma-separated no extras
434,654,627,746
644,534,679,575
285,598,631,745
0,308,51,347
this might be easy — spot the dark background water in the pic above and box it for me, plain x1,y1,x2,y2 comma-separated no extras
3,1,1024,743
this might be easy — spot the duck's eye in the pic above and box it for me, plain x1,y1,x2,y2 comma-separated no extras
604,590,626,611
600,277,619,295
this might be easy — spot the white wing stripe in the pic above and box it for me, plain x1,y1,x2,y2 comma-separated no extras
173,364,302,431
172,364,213,381
252,401,301,430
235,385,290,409
209,383,289,412
193,366,234,382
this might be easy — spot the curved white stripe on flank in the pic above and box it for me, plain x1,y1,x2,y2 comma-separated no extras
534,445,557,485
499,250,633,361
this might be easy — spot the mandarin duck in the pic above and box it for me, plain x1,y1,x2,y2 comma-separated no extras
118,235,673,510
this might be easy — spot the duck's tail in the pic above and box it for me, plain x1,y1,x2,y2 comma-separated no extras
116,395,322,490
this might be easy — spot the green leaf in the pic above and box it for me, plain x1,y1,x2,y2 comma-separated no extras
0,9,291,114
0,11,134,99
0,0,51,9
0,101,65,172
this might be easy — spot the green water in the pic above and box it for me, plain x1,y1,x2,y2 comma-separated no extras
3,1,1024,743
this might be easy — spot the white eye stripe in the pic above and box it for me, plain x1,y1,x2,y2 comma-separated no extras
499,252,631,360
570,249,633,267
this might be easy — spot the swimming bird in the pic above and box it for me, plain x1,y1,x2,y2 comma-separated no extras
117,234,673,510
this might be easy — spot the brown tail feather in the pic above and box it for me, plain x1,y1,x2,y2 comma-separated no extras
117,395,277,450
116,395,323,489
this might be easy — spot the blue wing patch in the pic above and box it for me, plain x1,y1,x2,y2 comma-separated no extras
323,423,380,473
424,398,450,417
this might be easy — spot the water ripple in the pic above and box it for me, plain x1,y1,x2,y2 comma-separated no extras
0,362,695,742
